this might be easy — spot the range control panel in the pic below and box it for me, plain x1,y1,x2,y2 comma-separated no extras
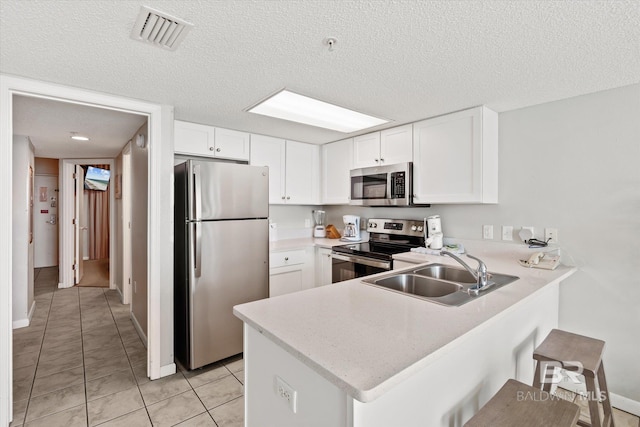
366,218,425,237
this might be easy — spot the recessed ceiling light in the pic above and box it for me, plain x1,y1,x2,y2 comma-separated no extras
70,132,90,141
246,89,389,133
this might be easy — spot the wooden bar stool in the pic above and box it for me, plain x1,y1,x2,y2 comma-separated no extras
533,329,614,427
464,379,580,427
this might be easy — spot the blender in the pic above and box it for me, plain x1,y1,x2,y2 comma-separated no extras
313,210,326,238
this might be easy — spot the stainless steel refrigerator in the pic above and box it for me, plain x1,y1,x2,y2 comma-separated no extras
174,159,269,370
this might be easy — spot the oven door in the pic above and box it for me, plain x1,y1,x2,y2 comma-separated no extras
331,253,390,283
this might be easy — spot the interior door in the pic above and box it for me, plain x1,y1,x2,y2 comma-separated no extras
33,175,59,267
74,165,84,284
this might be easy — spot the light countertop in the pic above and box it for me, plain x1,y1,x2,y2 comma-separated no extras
235,239,576,403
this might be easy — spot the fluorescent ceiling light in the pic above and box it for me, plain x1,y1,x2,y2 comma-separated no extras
247,90,389,133
71,135,90,141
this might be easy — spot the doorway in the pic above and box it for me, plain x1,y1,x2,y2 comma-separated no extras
76,164,112,288
1,75,175,426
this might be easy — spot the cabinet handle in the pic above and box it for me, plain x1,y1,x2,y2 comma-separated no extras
380,158,384,162
284,257,289,261
281,196,286,200
374,158,379,163
209,147,214,151
286,196,290,200
216,147,221,152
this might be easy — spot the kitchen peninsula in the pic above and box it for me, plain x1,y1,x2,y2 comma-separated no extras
234,241,576,426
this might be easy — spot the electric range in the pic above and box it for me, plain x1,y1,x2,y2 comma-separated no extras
331,218,426,283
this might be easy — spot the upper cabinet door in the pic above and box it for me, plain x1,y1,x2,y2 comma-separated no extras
213,128,250,161
321,138,353,204
353,132,381,168
285,141,320,205
174,120,212,156
380,124,413,165
174,120,250,161
250,134,286,204
413,106,498,204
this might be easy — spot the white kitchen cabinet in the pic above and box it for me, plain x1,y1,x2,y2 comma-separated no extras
250,134,286,204
315,247,333,286
353,124,413,169
174,120,249,161
321,138,353,204
269,248,314,297
250,135,320,205
412,106,498,204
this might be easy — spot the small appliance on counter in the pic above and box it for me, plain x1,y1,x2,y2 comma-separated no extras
341,215,361,242
313,210,326,238
425,215,443,249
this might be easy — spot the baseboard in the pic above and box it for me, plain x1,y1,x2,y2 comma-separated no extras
116,286,123,303
27,301,35,324
559,380,640,416
130,312,148,347
159,363,177,378
12,318,29,329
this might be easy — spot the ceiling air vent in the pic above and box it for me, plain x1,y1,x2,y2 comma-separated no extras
130,6,193,51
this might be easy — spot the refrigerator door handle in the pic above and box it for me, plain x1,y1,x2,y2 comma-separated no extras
193,222,202,278
193,164,202,220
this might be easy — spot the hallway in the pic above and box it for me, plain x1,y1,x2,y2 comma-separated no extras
12,268,244,426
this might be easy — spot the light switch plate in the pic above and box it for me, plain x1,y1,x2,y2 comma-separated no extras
502,226,513,241
483,225,494,240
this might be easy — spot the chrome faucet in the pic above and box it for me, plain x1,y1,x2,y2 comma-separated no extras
440,251,494,295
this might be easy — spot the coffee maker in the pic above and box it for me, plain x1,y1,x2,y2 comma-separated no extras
341,215,361,241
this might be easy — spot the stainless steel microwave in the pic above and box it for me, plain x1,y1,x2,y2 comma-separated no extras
349,162,414,206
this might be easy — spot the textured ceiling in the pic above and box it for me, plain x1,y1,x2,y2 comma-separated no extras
1,0,639,148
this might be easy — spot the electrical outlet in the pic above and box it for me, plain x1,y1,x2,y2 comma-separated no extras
275,376,297,413
483,225,494,240
502,225,513,241
545,228,558,243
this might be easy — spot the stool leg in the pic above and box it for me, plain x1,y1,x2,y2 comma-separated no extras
542,364,554,393
585,375,602,427
533,360,542,389
597,365,615,427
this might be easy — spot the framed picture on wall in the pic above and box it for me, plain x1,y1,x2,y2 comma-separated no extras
115,173,122,199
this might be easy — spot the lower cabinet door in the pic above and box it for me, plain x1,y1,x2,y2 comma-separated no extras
269,266,304,297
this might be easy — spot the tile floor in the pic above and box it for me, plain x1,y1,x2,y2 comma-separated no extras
11,267,244,426
12,268,639,426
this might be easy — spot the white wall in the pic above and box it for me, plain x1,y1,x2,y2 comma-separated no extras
131,123,148,338
324,84,640,403
12,135,35,328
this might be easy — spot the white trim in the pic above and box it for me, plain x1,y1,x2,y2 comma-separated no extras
0,74,175,426
159,363,177,377
83,256,90,261
130,311,148,347
122,143,132,305
12,301,36,330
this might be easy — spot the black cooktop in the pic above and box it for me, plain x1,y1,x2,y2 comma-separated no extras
332,240,421,261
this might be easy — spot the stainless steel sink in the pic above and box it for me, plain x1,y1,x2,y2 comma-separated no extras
373,274,462,298
413,265,477,284
362,263,519,306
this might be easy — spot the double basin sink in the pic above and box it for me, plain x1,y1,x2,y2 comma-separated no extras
362,263,519,307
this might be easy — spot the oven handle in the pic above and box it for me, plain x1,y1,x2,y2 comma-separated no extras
331,253,391,270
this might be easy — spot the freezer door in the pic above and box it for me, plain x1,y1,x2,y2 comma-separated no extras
188,219,269,369
190,160,269,220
